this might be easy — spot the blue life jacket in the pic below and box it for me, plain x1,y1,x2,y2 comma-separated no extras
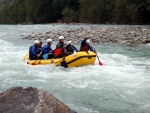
42,45,53,55
29,45,39,59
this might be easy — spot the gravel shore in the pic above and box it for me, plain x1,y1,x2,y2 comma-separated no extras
22,24,150,45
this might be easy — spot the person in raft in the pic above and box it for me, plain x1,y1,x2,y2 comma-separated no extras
29,40,42,60
80,35,95,52
36,41,43,54
42,38,55,59
54,35,67,57
66,40,79,53
56,36,66,50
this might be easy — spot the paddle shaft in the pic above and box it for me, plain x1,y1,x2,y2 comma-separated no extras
90,39,103,66
32,52,42,65
51,43,71,64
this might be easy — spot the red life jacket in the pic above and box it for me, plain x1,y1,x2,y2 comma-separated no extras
81,45,88,51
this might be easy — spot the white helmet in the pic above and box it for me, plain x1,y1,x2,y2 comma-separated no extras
46,38,52,43
58,36,64,40
86,39,90,43
67,41,72,45
34,40,40,44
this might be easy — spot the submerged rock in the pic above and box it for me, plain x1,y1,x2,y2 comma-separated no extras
0,87,76,113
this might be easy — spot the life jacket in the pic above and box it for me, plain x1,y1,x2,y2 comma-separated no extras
37,47,42,54
29,45,39,59
81,45,88,51
56,42,64,49
56,42,66,53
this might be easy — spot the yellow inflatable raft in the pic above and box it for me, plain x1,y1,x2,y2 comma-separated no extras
23,51,96,67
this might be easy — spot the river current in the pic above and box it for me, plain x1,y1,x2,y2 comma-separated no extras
0,24,150,113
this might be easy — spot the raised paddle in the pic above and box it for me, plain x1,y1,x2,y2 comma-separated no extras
90,39,103,66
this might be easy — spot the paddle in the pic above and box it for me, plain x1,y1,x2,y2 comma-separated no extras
51,43,71,64
43,53,54,60
31,52,42,65
31,58,38,65
42,46,63,60
50,48,62,64
54,48,62,57
40,48,62,64
43,52,57,60
90,39,103,66
43,53,49,60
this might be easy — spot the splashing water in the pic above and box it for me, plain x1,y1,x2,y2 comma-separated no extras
0,25,150,113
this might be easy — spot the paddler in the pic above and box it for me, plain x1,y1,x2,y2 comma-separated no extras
80,35,95,52
54,35,67,57
66,40,79,53
29,40,42,60
42,38,54,59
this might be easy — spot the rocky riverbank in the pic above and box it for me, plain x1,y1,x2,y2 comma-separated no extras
22,25,150,45
0,87,76,113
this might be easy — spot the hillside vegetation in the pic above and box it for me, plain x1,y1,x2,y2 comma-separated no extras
0,0,150,24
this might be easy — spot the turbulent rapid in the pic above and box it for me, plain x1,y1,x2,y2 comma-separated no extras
0,24,150,113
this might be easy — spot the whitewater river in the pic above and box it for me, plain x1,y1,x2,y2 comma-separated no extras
0,24,150,113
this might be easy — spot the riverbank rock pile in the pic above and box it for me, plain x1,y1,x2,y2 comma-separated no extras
22,26,150,45
0,87,76,113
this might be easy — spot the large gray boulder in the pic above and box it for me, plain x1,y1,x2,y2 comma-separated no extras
0,87,76,113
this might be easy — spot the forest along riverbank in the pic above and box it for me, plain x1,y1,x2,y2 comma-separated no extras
22,25,150,45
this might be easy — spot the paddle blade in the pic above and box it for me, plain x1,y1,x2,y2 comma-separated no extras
43,54,48,60
31,62,36,65
99,61,103,66
54,48,61,57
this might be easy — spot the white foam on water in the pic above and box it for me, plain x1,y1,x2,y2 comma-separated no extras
0,25,150,113
69,104,99,113
145,43,150,46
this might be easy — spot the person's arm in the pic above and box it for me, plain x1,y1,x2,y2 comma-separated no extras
49,47,53,53
30,46,37,56
88,45,95,52
81,38,88,47
72,45,79,52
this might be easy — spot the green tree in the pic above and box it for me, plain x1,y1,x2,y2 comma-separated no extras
0,0,150,24
62,7,79,23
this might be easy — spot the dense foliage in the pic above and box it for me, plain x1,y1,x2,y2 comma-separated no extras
0,0,150,24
